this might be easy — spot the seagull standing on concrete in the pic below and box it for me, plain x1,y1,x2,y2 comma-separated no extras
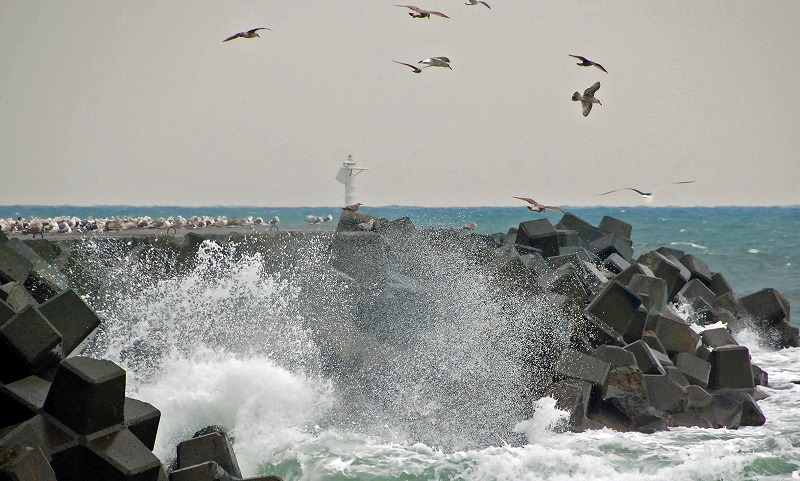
322,214,334,223
223,27,271,42
357,219,376,231
343,203,363,212
572,81,602,117
304,215,322,225
395,5,450,18
569,54,608,73
513,197,566,214
465,0,491,8
598,181,695,203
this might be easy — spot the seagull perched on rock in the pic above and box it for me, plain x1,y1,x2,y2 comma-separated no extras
304,215,322,225
268,216,280,231
357,219,376,231
465,0,491,8
343,203,363,212
223,27,270,42
572,81,602,117
462,222,478,231
395,5,450,18
569,54,608,73
322,214,334,223
598,181,695,203
514,197,566,214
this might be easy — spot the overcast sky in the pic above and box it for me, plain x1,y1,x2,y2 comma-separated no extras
1,1,798,207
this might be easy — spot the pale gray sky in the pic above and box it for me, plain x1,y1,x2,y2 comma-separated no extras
1,1,798,207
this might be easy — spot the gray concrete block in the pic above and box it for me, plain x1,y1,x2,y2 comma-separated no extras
713,292,749,320
516,219,560,258
674,352,711,388
589,233,634,263
23,260,69,304
555,213,605,243
708,345,755,391
686,385,714,411
576,314,626,348
655,246,685,259
664,366,691,388
0,245,33,284
644,374,688,413
642,330,667,354
644,314,700,356
612,262,655,286
667,410,714,428
542,265,588,306
584,281,642,337
0,445,57,481
124,398,161,451
708,272,734,297
679,254,713,285
627,274,668,314
169,461,235,481
592,345,637,368
177,432,241,479
676,279,717,305
43,357,127,435
0,299,13,325
604,365,648,399
51,428,162,481
544,379,593,426
602,253,630,275
624,340,665,375
751,364,768,387
700,327,738,349
1,376,51,415
740,288,790,327
0,282,36,312
636,251,689,300
599,390,666,432
0,306,62,383
598,216,632,240
711,389,765,428
623,306,648,344
0,415,77,458
771,319,800,348
37,289,101,356
554,349,610,387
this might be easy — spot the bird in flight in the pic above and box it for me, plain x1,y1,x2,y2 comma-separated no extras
569,54,608,73
395,5,450,18
513,197,566,214
598,181,696,202
572,81,602,117
465,0,491,8
223,27,270,42
393,57,452,73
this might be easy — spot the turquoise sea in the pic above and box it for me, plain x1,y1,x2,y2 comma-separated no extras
3,205,799,480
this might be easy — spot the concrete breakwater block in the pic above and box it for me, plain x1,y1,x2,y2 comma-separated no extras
0,444,57,481
636,251,689,300
43,357,126,435
0,306,62,383
707,345,755,391
516,219,560,258
176,432,242,479
584,281,642,338
37,289,101,356
50,429,162,481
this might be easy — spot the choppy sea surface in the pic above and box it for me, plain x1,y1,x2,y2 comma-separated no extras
3,205,799,480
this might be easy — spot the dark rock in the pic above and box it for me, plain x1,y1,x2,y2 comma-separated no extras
604,365,648,399
668,410,714,428
43,357,126,435
0,307,62,383
596,389,667,432
708,346,755,391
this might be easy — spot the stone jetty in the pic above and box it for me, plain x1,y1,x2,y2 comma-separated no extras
0,209,797,478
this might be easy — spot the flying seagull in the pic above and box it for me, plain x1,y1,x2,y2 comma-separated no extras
343,202,363,212
394,57,452,73
572,81,602,117
598,181,696,203
223,27,271,42
569,54,608,73
465,0,491,8
513,197,566,214
395,5,450,18
392,60,422,73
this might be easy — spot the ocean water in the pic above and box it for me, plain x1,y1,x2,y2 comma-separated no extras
5,205,800,480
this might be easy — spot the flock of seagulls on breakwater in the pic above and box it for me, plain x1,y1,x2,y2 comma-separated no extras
0,214,300,237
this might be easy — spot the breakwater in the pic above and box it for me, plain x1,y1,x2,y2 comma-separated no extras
0,209,796,479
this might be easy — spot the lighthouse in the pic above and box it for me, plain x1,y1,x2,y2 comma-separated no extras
335,154,368,207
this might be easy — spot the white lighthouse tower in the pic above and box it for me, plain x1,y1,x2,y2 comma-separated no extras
335,154,368,206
